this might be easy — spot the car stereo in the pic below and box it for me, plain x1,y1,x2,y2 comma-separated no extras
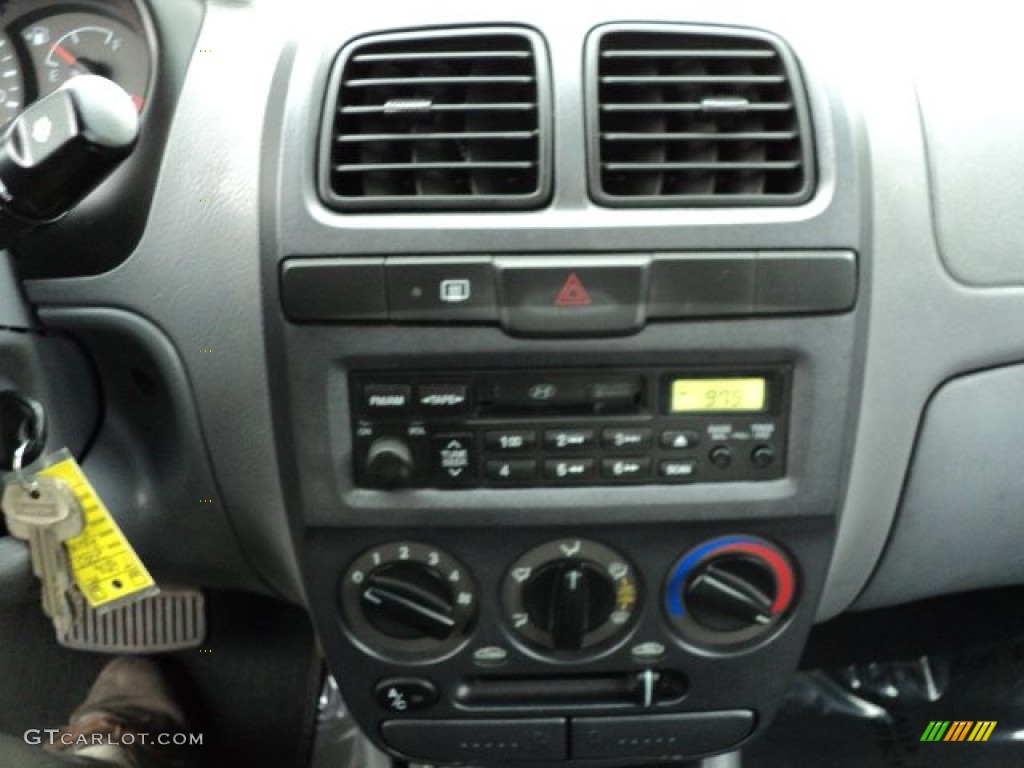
350,366,790,490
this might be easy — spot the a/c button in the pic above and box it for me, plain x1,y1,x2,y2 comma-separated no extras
374,678,438,713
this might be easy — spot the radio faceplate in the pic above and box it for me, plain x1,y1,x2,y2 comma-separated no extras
350,367,790,489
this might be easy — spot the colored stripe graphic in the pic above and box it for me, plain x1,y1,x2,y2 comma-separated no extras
944,721,973,741
968,721,998,742
921,720,996,742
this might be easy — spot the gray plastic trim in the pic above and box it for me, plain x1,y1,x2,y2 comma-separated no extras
856,363,1024,609
26,1,305,602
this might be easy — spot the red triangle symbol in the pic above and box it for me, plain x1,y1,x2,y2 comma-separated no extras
555,273,592,307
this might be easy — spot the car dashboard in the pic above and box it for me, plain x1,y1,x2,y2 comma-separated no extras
2,1,1024,765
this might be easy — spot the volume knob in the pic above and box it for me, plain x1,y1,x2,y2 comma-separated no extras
364,437,415,489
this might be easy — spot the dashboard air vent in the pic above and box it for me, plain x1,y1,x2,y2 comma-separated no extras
320,28,551,211
588,25,814,206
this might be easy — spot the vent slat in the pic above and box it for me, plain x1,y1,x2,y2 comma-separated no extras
335,161,537,173
600,102,794,113
605,161,801,171
600,75,787,85
336,131,538,143
353,50,532,63
321,28,549,210
340,103,537,115
602,49,776,59
590,26,813,206
603,131,797,142
346,75,535,88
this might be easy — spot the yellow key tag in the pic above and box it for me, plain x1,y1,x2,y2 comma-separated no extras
39,451,158,611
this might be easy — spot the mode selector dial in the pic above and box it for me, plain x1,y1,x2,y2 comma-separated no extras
340,542,477,661
503,539,639,655
521,561,617,651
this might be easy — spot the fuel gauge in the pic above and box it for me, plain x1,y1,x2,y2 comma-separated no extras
21,12,150,111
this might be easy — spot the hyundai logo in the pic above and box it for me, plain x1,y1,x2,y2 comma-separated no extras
528,383,558,401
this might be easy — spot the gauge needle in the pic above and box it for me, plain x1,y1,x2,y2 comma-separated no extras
53,45,78,66
53,45,94,76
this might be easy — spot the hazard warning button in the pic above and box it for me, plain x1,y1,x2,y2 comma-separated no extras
495,257,650,336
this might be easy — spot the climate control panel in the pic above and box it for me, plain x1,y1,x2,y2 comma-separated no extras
350,367,790,490
318,526,817,766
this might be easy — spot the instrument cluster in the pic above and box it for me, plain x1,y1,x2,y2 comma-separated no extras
0,0,151,126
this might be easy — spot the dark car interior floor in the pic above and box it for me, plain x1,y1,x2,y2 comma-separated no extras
0,589,321,768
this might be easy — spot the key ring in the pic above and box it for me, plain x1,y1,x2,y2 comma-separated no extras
12,438,39,496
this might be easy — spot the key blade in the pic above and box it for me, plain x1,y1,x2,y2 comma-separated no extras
2,475,84,636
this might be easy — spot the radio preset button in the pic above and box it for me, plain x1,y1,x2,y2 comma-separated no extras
544,429,595,451
544,459,595,481
417,384,469,413
601,458,652,480
659,460,698,480
602,428,653,450
487,459,537,482
485,430,537,452
661,430,700,450
363,384,412,414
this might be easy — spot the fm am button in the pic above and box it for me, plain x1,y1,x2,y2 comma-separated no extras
363,384,412,414
495,256,651,337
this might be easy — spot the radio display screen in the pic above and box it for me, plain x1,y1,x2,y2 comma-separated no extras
669,377,767,413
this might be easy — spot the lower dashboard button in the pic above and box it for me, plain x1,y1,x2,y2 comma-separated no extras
433,435,476,487
374,678,438,714
382,718,567,762
601,457,651,480
571,711,753,761
487,459,537,482
544,459,594,482
496,257,650,337
485,430,537,452
602,427,653,450
544,429,595,451
417,383,470,414
661,430,700,450
388,258,499,324
659,459,697,480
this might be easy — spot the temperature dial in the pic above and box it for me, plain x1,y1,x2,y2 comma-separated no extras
340,542,477,661
503,539,639,655
664,535,796,648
